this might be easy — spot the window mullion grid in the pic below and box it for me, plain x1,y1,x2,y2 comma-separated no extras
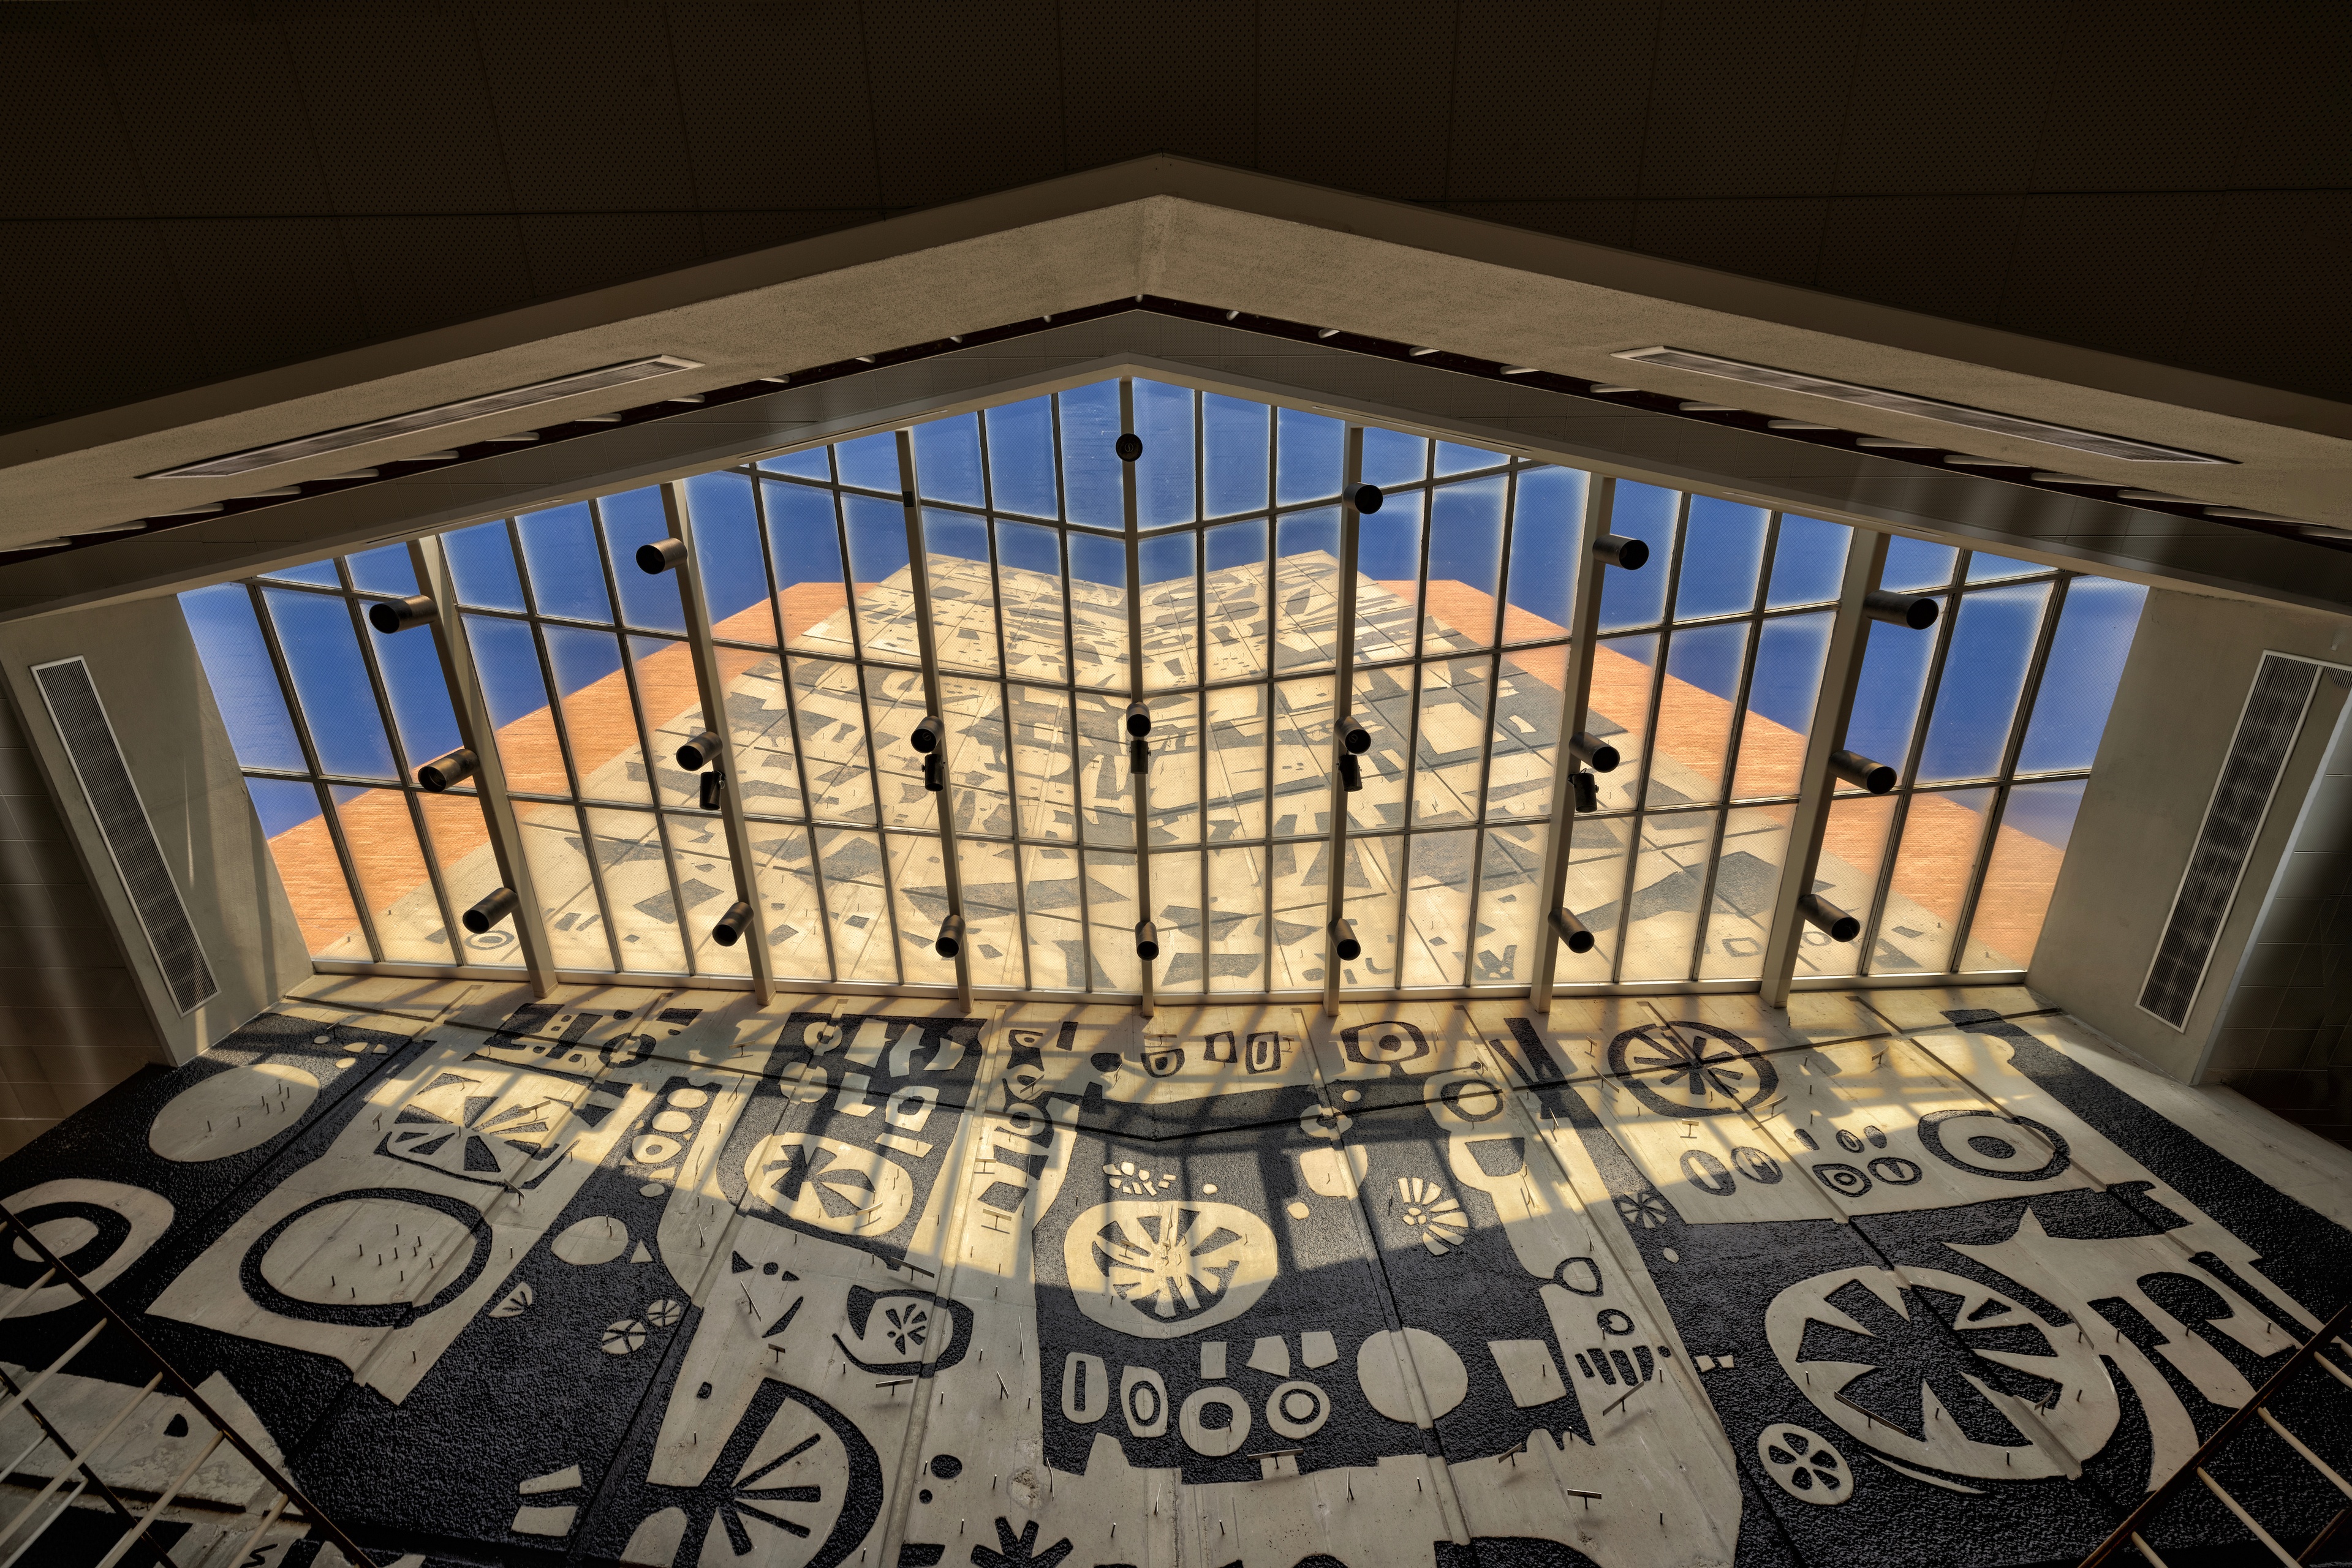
1610,491,1693,984
749,477,841,987
1048,395,1096,996
1686,511,1785,981
334,556,468,967
523,601,627,975
1948,571,2074,974
1452,461,1529,988
1257,413,1279,988
1857,552,1969,975
1320,426,1366,1016
973,423,1033,995
244,579,385,965
1185,506,1208,1000
897,433,974,1011
1386,440,1443,984
1117,380,1155,1016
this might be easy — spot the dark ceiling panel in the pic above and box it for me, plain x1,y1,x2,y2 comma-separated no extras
1813,195,2024,327
1444,0,1660,203
2166,191,2352,404
473,3,700,213
2029,0,2276,192
1996,192,2222,371
1256,0,1457,202
281,6,518,215
863,0,1068,210
339,215,540,341
668,2,883,212
1060,1,1260,174
1631,195,1831,290
698,209,879,265
1638,0,1867,199
1832,1,2063,196
0,219,206,430
1438,199,1640,251
516,211,706,301
160,218,371,381
0,12,149,221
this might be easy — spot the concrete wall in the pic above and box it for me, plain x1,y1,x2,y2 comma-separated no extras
0,594,308,1073
2034,587,2352,1080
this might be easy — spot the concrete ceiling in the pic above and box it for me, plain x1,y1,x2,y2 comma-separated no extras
4,0,2346,440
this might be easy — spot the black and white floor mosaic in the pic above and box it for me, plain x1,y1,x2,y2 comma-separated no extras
2,978,2348,1568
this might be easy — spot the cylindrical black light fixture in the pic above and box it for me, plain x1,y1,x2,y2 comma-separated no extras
636,538,689,575
1124,700,1151,737
675,728,723,770
711,900,754,947
1340,723,1371,755
417,748,477,793
1339,753,1364,793
1569,733,1621,773
1115,432,1144,462
1864,590,1938,630
1329,918,1361,962
1133,920,1159,960
1829,748,1898,794
1798,893,1861,943
367,594,437,635
1570,769,1599,813
934,913,965,959
910,715,944,754
922,753,944,792
1348,483,1383,514
1549,907,1597,955
1128,736,1151,775
462,888,519,934
1593,534,1651,570
698,769,725,809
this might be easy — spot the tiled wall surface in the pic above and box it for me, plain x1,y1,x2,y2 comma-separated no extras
0,682,161,1155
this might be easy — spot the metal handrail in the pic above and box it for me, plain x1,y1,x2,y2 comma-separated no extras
2079,1297,2352,1568
0,1200,378,1568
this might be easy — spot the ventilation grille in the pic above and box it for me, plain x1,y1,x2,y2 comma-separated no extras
32,658,218,1016
2139,653,2320,1028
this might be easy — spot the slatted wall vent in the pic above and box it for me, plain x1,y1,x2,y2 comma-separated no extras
2138,652,2321,1028
31,657,218,1016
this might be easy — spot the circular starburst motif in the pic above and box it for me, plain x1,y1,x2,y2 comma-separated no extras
602,1318,648,1355
1613,1191,1673,1230
880,1303,929,1355
1064,1200,1277,1338
645,1297,685,1327
1103,1161,1178,1197
1395,1177,1469,1256
1606,1022,1779,1118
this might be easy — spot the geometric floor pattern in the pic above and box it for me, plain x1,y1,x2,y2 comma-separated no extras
3,977,2348,1568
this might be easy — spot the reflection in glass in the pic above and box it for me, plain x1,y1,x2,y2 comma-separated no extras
1798,794,1894,978
249,778,361,957
267,589,397,780
1698,806,1791,980
181,585,305,772
1873,788,1991,974
2017,580,2147,773
1962,780,2084,971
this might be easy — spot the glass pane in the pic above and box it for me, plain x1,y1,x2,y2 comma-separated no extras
757,447,830,481
1276,407,1342,504
260,559,341,587
249,778,362,958
1135,380,1195,527
516,801,612,972
368,613,461,775
1203,520,1269,682
1012,684,1076,843
1338,835,1402,990
842,494,918,664
996,520,1068,684
1059,383,1123,528
958,837,1024,989
922,510,999,676
1151,850,1205,995
1075,692,1134,848
764,481,852,655
1798,794,1895,978
1204,685,1269,843
792,657,876,825
1874,788,1992,974
1360,427,1427,489
2017,579,2147,773
1143,691,1200,847
265,589,396,780
1652,622,1747,807
1473,823,1546,986
834,432,899,492
985,397,1058,519
1674,497,1768,619
625,636,704,809
1698,805,1792,980
417,791,518,968
600,489,689,635
1269,677,1334,839
1617,810,1715,981
1962,779,2084,971
750,825,829,981
1918,582,2051,782
818,827,896,982
1881,536,1958,593
1067,530,1129,691
346,545,417,596
1020,843,1086,990
1347,666,1413,833
1354,489,1423,663
180,584,304,771
942,677,1012,840
1597,482,1678,631
542,625,648,805
516,503,612,623
722,647,803,821
1401,829,1476,987
1487,646,1562,823
1587,633,1657,812
586,807,688,972
465,616,564,794
669,815,749,979
912,412,983,507
1414,658,1489,827
1424,477,1506,652
1503,466,1586,639
1733,612,1831,799
1556,818,1628,983
1084,848,1141,992
1436,440,1505,477
1766,514,1850,608
1206,845,1266,992
884,832,950,982
444,521,525,611
864,665,936,832
1967,551,2044,582
1203,394,1271,516
1137,530,1197,692
689,473,776,645
1272,507,1341,672
1844,616,1940,782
